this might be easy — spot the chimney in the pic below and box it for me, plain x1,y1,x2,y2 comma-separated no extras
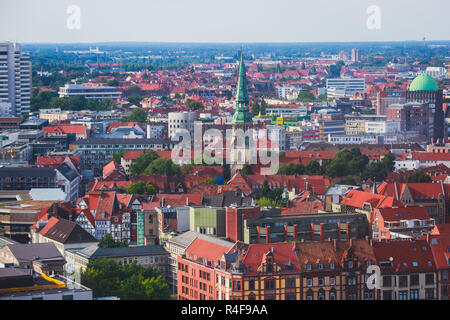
349,239,353,247
426,232,430,243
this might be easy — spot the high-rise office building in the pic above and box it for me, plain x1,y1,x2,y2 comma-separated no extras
351,48,360,62
0,42,31,117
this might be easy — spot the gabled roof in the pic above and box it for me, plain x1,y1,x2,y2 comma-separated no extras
341,189,402,210
185,238,233,265
6,243,64,263
40,217,98,244
374,206,430,222
373,239,436,272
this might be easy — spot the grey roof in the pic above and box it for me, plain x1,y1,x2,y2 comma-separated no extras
0,167,55,178
202,191,255,207
56,163,78,181
6,243,64,263
326,185,361,196
43,219,98,244
77,245,168,259
29,188,67,201
166,230,234,250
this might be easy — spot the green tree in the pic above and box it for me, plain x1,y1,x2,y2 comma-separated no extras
81,258,170,300
337,175,360,185
121,108,147,122
113,150,124,163
126,181,147,195
199,177,217,185
99,233,128,248
251,100,260,116
127,94,143,106
241,164,253,175
305,160,323,175
407,171,432,183
297,90,315,102
256,197,278,207
146,183,157,195
186,99,203,110
129,151,159,175
107,79,119,86
144,158,181,176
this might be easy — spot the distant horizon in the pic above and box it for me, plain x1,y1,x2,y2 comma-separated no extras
2,0,449,43
18,40,450,45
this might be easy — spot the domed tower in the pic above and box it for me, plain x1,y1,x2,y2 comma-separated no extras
406,73,444,143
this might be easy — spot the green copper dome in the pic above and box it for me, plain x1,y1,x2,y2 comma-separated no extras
409,73,439,91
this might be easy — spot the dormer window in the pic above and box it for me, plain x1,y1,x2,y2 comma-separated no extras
306,264,312,271
329,263,335,269
317,263,323,270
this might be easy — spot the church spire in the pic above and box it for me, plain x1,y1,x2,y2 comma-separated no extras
236,48,249,104
232,48,253,123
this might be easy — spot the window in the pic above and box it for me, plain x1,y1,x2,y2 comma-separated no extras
306,264,312,270
307,278,312,287
425,274,434,285
348,261,353,268
329,291,336,300
383,290,392,300
443,271,448,281
329,263,335,269
317,263,323,270
425,288,434,299
330,277,336,286
318,277,324,286
286,278,295,289
264,279,275,290
399,291,408,300
410,289,419,300
249,280,255,290
383,276,392,287
410,274,419,286
399,276,408,288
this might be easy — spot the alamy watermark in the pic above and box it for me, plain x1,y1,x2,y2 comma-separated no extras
67,5,81,30
171,123,280,175
366,5,381,30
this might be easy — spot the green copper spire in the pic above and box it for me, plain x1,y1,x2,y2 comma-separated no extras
232,48,253,123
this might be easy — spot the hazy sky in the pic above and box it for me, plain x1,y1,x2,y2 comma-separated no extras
1,0,449,43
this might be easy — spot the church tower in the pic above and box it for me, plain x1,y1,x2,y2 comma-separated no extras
230,49,253,174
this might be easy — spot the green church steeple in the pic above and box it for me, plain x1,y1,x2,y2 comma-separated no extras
232,49,253,123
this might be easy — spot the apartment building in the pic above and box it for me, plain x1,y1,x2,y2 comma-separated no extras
0,42,31,116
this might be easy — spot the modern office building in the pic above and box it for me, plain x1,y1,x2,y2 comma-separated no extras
72,138,175,176
0,42,31,116
58,83,122,100
326,77,365,98
168,111,196,139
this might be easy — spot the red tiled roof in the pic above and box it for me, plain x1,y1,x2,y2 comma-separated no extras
42,125,86,135
373,239,436,272
186,238,231,264
341,189,402,209
242,243,299,275
374,206,429,222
